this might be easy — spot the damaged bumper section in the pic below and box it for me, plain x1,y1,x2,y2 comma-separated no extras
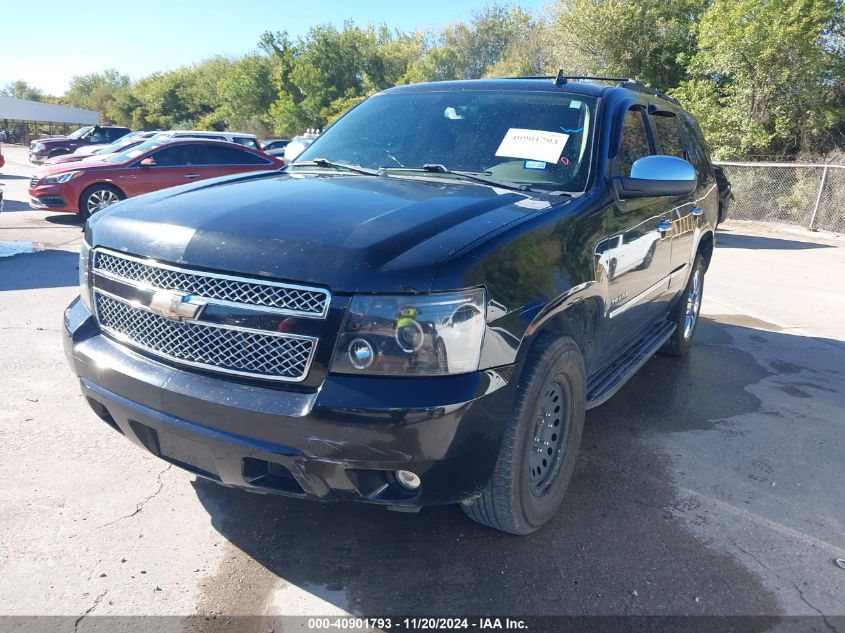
63,297,517,508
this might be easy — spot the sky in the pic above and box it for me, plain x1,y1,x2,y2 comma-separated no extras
4,0,547,95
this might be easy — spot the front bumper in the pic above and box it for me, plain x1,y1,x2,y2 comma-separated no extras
64,297,518,507
30,152,47,165
28,183,72,211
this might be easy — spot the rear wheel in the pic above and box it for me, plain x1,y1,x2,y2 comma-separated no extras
662,253,705,356
462,334,585,534
79,184,124,219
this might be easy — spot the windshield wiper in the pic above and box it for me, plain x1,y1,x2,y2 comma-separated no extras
289,158,382,177
383,164,531,193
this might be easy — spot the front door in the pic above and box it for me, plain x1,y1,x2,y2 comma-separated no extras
601,106,674,360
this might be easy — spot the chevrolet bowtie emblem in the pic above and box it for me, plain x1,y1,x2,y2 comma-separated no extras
149,290,204,321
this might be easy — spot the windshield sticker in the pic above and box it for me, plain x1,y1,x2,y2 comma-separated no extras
523,160,547,170
495,128,569,164
569,100,582,109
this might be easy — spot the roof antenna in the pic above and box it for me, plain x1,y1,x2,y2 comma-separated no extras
553,69,567,86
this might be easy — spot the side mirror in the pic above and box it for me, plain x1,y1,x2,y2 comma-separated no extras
139,157,156,167
613,155,696,199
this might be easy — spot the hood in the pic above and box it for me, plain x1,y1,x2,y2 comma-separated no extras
35,137,75,147
37,159,112,176
88,172,560,293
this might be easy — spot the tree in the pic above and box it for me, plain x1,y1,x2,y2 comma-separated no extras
672,0,845,158
2,80,44,101
217,55,278,133
405,4,539,82
547,0,705,89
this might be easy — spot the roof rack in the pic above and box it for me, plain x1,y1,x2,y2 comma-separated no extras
509,71,681,106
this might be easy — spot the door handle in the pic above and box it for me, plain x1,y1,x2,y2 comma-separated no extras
185,173,200,179
657,220,673,234
691,206,703,217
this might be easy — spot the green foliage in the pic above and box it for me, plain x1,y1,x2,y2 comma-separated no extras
46,1,844,159
2,80,45,101
673,0,845,158
405,4,541,82
549,0,705,89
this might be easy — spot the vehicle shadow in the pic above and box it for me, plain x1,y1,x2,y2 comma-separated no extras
0,248,78,290
189,317,823,618
0,199,32,212
0,174,31,180
715,232,834,250
45,214,84,226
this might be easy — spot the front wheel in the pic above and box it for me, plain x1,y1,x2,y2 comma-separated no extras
79,184,125,219
662,253,705,356
462,334,586,534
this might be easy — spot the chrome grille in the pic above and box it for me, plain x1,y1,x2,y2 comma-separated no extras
93,249,329,318
30,176,39,188
94,292,316,381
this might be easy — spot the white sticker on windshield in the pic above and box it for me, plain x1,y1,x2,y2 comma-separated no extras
495,128,569,164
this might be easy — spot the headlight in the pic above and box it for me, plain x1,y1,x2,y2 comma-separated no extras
33,142,45,151
79,240,93,313
331,289,486,376
41,171,79,185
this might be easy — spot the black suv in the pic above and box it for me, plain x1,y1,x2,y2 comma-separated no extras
65,76,717,534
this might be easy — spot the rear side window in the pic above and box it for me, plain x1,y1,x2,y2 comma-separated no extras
617,107,651,177
649,113,686,159
200,145,270,165
679,116,713,184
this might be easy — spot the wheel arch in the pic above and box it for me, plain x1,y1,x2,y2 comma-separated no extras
698,229,715,271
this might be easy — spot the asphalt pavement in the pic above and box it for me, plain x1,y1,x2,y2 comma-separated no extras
0,144,842,627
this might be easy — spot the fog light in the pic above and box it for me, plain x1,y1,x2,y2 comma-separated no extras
395,470,421,490
348,338,375,369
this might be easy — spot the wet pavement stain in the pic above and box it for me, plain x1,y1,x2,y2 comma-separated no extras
187,318,781,618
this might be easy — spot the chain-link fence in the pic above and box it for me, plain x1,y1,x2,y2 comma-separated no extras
714,161,845,233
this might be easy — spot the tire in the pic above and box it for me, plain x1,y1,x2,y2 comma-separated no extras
662,253,705,356
79,184,125,220
462,334,586,534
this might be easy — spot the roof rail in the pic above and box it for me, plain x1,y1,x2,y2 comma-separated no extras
617,80,681,106
509,72,636,85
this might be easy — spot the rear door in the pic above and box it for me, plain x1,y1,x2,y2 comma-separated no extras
197,144,276,178
601,105,675,359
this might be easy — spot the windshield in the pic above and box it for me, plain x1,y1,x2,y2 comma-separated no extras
67,126,93,140
102,138,166,163
95,135,145,155
295,91,596,192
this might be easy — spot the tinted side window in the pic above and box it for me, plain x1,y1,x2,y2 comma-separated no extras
201,145,270,165
679,117,713,184
617,108,651,177
650,113,686,159
150,145,188,166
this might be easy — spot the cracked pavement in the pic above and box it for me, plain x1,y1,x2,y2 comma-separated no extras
0,145,843,623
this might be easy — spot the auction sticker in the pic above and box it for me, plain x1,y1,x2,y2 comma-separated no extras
495,128,569,164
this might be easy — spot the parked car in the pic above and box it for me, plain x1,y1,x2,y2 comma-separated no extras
152,130,261,150
64,77,717,534
261,138,291,152
0,143,4,170
45,132,161,166
29,125,131,164
30,138,283,218
283,133,319,160
70,130,160,158
714,164,733,225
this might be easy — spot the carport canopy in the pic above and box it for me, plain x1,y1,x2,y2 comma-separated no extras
0,95,98,125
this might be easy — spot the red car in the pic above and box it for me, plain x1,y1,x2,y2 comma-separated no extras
28,138,283,218
0,143,5,170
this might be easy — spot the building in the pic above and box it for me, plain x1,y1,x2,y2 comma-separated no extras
0,95,99,144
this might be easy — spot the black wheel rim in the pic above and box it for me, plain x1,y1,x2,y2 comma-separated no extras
528,379,570,496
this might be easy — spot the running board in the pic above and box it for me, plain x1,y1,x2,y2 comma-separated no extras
586,320,676,409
